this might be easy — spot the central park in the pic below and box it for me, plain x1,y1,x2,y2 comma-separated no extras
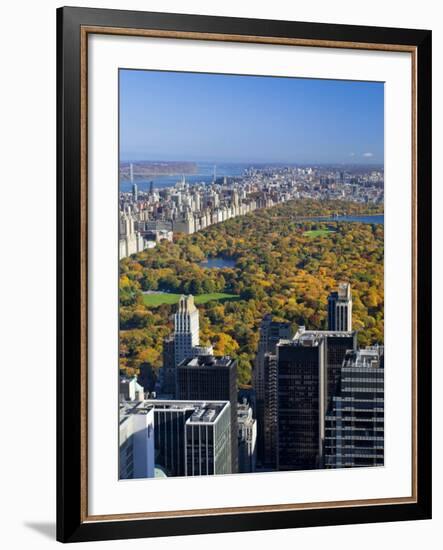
119,199,384,388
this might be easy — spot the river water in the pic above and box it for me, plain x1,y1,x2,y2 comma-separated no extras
199,257,237,269
306,214,384,224
119,162,249,192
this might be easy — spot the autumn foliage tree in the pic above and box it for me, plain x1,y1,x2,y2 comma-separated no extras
119,199,384,387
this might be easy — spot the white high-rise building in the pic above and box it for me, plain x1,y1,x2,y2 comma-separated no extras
159,295,214,398
119,210,146,258
174,295,200,367
237,399,257,473
119,375,145,402
119,403,155,479
328,282,353,332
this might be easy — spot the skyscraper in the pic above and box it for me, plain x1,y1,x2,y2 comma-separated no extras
293,327,357,413
324,346,384,468
185,401,232,476
120,400,231,478
177,355,238,473
262,352,278,468
328,282,353,331
253,315,292,465
159,295,214,397
276,334,326,471
161,335,176,397
119,210,146,258
323,332,357,411
132,181,138,203
130,163,138,202
151,400,190,477
237,399,257,473
119,403,155,479
174,295,200,368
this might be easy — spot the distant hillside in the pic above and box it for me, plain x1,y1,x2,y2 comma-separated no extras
120,161,198,180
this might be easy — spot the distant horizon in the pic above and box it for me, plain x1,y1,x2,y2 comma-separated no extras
120,70,384,165
119,158,384,168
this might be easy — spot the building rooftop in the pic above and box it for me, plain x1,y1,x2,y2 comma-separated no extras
119,401,154,426
294,327,355,340
278,333,323,348
120,399,230,426
178,355,235,368
188,406,220,424
342,346,384,369
177,294,197,314
119,374,137,385
329,282,352,300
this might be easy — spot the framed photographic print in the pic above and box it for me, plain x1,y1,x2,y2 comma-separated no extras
57,6,432,543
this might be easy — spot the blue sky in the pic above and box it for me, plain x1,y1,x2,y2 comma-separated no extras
119,69,384,165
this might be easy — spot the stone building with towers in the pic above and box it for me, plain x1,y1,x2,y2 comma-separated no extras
160,295,213,397
119,209,146,259
328,282,353,331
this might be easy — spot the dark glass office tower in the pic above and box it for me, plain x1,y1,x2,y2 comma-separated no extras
160,335,176,397
263,352,278,468
177,355,238,473
324,332,357,411
293,328,357,413
253,315,292,465
324,346,384,468
276,335,326,471
152,402,192,477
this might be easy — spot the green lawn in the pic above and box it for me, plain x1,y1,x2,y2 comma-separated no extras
303,229,335,238
143,292,240,307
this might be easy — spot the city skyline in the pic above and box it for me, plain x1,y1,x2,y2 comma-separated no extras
120,281,384,478
120,69,384,165
118,70,385,479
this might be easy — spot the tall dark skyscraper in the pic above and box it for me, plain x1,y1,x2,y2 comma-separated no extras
328,282,353,331
324,346,384,468
161,335,176,397
323,332,357,410
177,355,238,473
276,334,326,471
293,327,357,413
151,401,191,477
262,352,278,468
253,315,292,465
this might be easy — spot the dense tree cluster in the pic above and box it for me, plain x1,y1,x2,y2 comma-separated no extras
119,199,384,387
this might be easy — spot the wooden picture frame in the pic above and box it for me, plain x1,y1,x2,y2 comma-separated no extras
57,6,432,543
